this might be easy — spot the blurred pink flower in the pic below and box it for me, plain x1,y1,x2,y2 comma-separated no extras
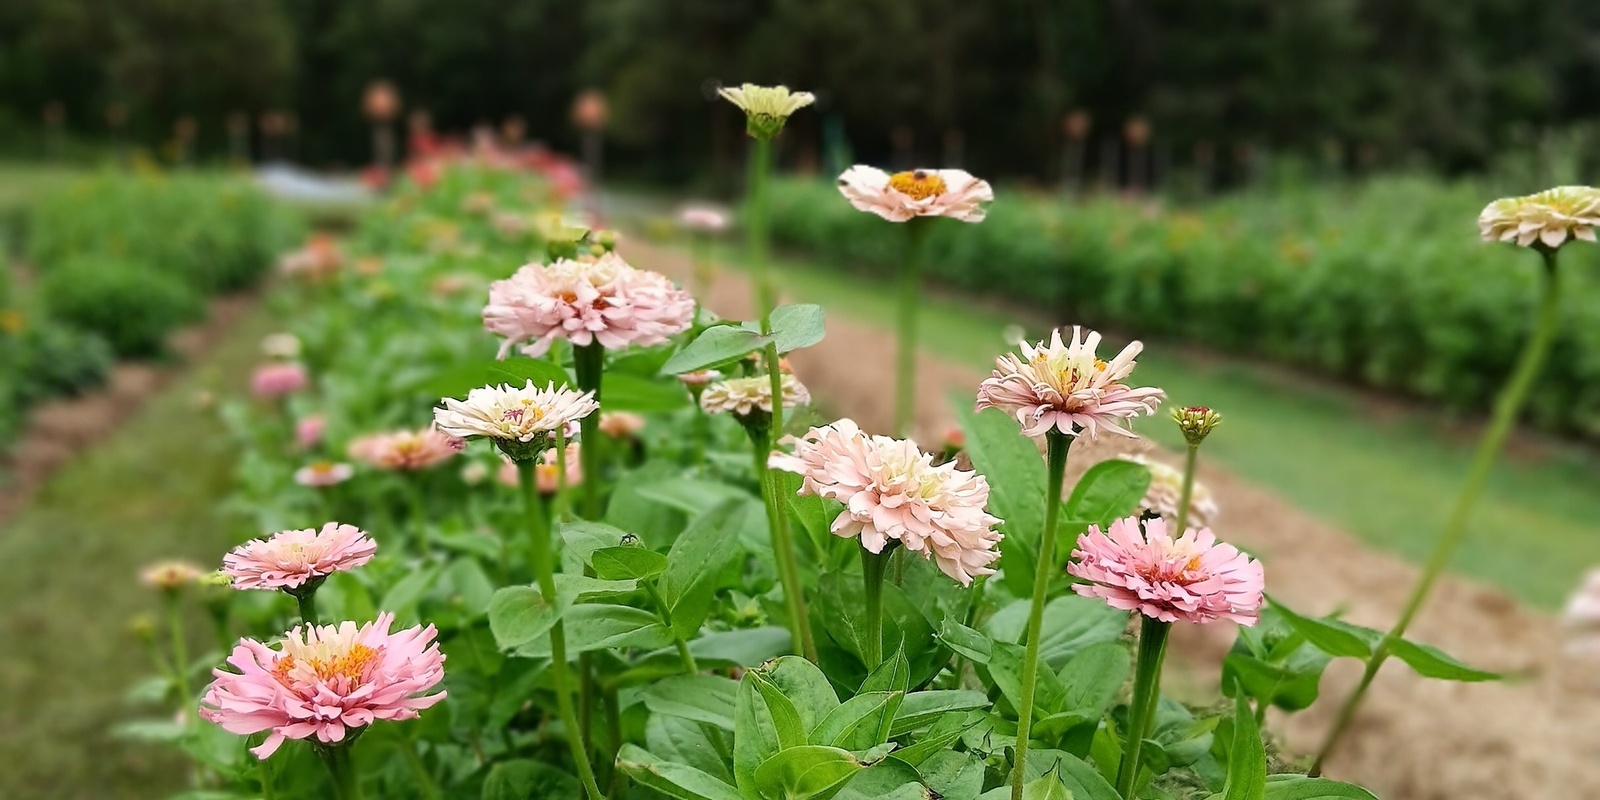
976,327,1164,439
599,412,645,438
769,418,1003,586
837,166,994,223
1068,516,1263,625
295,415,326,450
678,369,722,388
222,522,375,591
251,363,308,399
482,252,695,358
294,461,353,487
199,613,446,759
700,374,810,416
348,428,464,471
140,560,205,592
497,443,581,494
678,204,730,232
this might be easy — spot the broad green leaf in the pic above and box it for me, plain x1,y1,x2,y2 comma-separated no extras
736,669,807,797
1049,751,1122,800
513,603,671,657
985,595,1129,668
762,656,842,731
892,711,982,766
1264,599,1376,660
590,546,669,581
919,750,985,800
741,303,826,353
482,758,579,800
1387,638,1500,682
1057,640,1130,717
560,520,640,569
487,585,564,649
833,760,933,800
602,371,691,411
937,620,993,664
811,691,904,750
423,357,570,398
661,499,751,638
1221,688,1267,800
617,744,743,800
989,640,1066,718
662,325,773,374
446,558,496,618
976,770,1071,800
956,404,1046,598
378,564,442,624
1221,653,1326,712
754,746,867,800
1065,458,1152,525
818,573,944,688
686,627,794,666
1261,776,1381,800
859,642,912,695
642,674,740,730
646,714,734,783
889,691,990,736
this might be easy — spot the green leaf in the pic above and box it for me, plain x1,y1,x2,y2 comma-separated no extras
1266,599,1377,660
1056,640,1131,718
754,746,868,800
736,668,808,797
990,640,1066,718
918,750,985,800
890,690,990,736
985,595,1129,668
834,761,933,800
487,585,565,649
1387,638,1501,682
956,405,1045,598
482,759,579,800
1065,459,1152,526
642,674,740,730
423,357,570,399
661,499,751,638
1221,653,1326,712
937,620,993,664
859,642,912,695
663,325,773,374
976,770,1071,800
377,563,442,624
762,656,842,731
560,520,640,569
446,558,496,618
616,744,744,800
741,303,826,353
1221,687,1267,800
1051,752,1122,800
646,714,734,783
513,603,672,657
590,546,669,581
811,691,904,750
892,711,982,766
1261,776,1381,800
602,371,691,411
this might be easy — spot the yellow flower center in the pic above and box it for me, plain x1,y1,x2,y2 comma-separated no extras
275,643,380,685
311,461,336,473
887,170,947,201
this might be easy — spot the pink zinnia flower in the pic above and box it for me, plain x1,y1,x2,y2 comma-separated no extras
769,419,1004,586
221,522,376,592
599,412,645,438
837,166,994,223
199,613,446,758
251,363,308,399
348,428,464,471
295,415,326,450
294,461,353,487
482,252,696,358
497,443,582,494
679,204,730,232
975,327,1165,439
1068,516,1263,625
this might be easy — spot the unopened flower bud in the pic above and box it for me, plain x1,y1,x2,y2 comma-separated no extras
1172,405,1222,446
129,615,157,641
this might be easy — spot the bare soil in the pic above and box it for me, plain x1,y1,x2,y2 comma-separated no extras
627,237,1599,800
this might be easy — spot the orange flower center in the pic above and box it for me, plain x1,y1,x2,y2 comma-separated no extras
887,170,947,201
1139,554,1206,585
274,643,379,685
311,461,336,473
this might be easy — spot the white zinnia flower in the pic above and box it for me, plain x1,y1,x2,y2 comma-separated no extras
1479,186,1600,249
837,166,994,223
434,381,598,443
718,83,814,139
700,375,810,416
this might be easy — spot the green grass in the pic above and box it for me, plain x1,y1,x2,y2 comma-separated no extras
0,300,276,800
736,245,1600,610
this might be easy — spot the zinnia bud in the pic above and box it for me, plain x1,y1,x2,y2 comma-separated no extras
1172,406,1222,446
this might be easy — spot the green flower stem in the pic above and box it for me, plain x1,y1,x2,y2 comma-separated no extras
296,592,319,627
398,739,442,800
691,234,713,304
1117,616,1172,798
555,427,572,521
320,746,365,800
258,758,276,800
644,582,700,674
691,399,709,471
747,136,775,316
861,547,891,670
166,594,192,717
574,343,606,520
1010,430,1072,800
895,220,928,437
1310,248,1564,776
518,462,604,800
603,685,625,799
749,422,817,662
1174,443,1199,534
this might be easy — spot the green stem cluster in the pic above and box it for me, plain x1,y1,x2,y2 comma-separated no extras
1010,430,1071,800
1310,248,1564,775
895,221,928,437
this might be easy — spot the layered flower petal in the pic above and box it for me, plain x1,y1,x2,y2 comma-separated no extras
837,166,994,223
222,522,376,591
1478,186,1600,249
1068,516,1262,625
975,326,1165,439
482,252,695,358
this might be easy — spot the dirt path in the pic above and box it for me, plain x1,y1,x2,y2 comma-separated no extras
625,237,1598,800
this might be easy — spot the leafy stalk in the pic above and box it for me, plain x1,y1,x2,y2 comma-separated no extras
1010,429,1071,800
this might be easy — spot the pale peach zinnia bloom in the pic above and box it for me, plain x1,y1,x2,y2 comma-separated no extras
599,412,645,438
976,326,1165,439
348,428,465,471
700,374,810,416
497,443,582,494
837,166,994,223
482,252,696,358
200,613,446,758
1479,186,1600,249
770,418,1003,586
140,560,205,592
1069,516,1263,625
221,522,377,592
433,381,598,444
294,461,354,487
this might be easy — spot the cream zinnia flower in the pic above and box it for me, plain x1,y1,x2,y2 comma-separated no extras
837,166,994,223
1479,186,1600,248
700,374,810,416
975,327,1165,439
1127,454,1218,529
434,381,598,449
769,419,1003,586
718,83,814,139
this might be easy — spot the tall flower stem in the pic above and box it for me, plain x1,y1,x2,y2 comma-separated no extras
748,421,818,662
166,595,192,716
1310,249,1563,775
895,221,928,437
746,136,775,316
1010,430,1071,800
645,583,699,674
1117,616,1172,797
518,461,604,800
1174,443,1199,534
573,343,606,520
861,547,892,670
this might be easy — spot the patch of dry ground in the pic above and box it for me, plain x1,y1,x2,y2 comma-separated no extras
626,237,1598,800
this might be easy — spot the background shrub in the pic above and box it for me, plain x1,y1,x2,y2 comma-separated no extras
38,257,204,357
5,317,114,405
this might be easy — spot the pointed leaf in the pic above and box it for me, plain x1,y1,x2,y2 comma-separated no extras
811,691,904,750
754,746,867,800
859,642,912,695
663,325,773,374
956,404,1046,598
590,546,669,581
642,674,740,730
1267,599,1377,660
1261,776,1381,800
1221,687,1267,800
1388,638,1500,682
1065,459,1152,526
617,744,744,800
